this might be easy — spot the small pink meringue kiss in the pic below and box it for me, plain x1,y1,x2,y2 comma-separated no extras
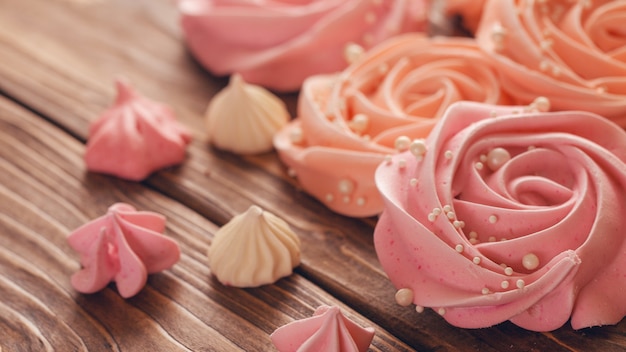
85,78,192,181
67,203,180,298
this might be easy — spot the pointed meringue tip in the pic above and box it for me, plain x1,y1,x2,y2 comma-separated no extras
114,77,137,104
246,205,264,217
229,73,246,92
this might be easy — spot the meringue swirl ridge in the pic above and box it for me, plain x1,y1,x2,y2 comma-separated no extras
374,101,626,331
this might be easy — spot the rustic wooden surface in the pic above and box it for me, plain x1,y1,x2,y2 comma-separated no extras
1,0,626,351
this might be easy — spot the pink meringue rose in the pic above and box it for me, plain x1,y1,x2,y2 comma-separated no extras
274,34,510,217
374,100,626,331
68,203,180,298
85,79,192,181
270,305,375,352
476,0,626,126
178,0,428,91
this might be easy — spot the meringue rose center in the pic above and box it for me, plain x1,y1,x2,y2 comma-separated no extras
447,140,595,272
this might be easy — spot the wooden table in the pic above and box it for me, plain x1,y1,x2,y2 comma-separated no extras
2,0,625,350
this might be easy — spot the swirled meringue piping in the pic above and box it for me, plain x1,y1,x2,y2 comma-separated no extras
208,205,301,287
270,305,375,352
374,100,626,331
179,0,428,91
67,203,180,298
475,0,626,125
205,74,290,154
85,78,192,181
274,34,509,217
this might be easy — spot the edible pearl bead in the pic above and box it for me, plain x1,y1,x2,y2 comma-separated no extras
395,288,414,306
394,136,411,151
487,147,511,171
409,139,427,158
522,253,540,270
343,42,364,64
338,179,355,194
290,127,303,144
532,96,550,112
349,114,369,133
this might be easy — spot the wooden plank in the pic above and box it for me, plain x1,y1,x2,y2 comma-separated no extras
1,0,625,350
0,96,414,351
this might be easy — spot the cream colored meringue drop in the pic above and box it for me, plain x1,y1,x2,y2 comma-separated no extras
205,74,290,154
208,205,301,287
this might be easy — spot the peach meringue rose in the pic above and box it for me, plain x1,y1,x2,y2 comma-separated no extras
374,101,626,331
274,34,510,217
476,0,626,126
68,203,180,298
178,0,428,91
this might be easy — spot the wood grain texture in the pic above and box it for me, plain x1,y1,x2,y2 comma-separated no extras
0,96,414,351
1,0,626,351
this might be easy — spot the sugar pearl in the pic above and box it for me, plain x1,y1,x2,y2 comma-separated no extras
504,267,513,276
516,279,526,289
522,253,540,270
438,308,446,316
487,148,511,171
473,256,481,265
410,139,427,158
532,96,550,112
455,244,464,253
395,288,414,306
343,42,365,64
409,178,418,187
290,127,303,144
488,215,498,224
349,114,369,133
394,136,411,151
501,280,510,289
338,179,355,194
415,305,424,313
